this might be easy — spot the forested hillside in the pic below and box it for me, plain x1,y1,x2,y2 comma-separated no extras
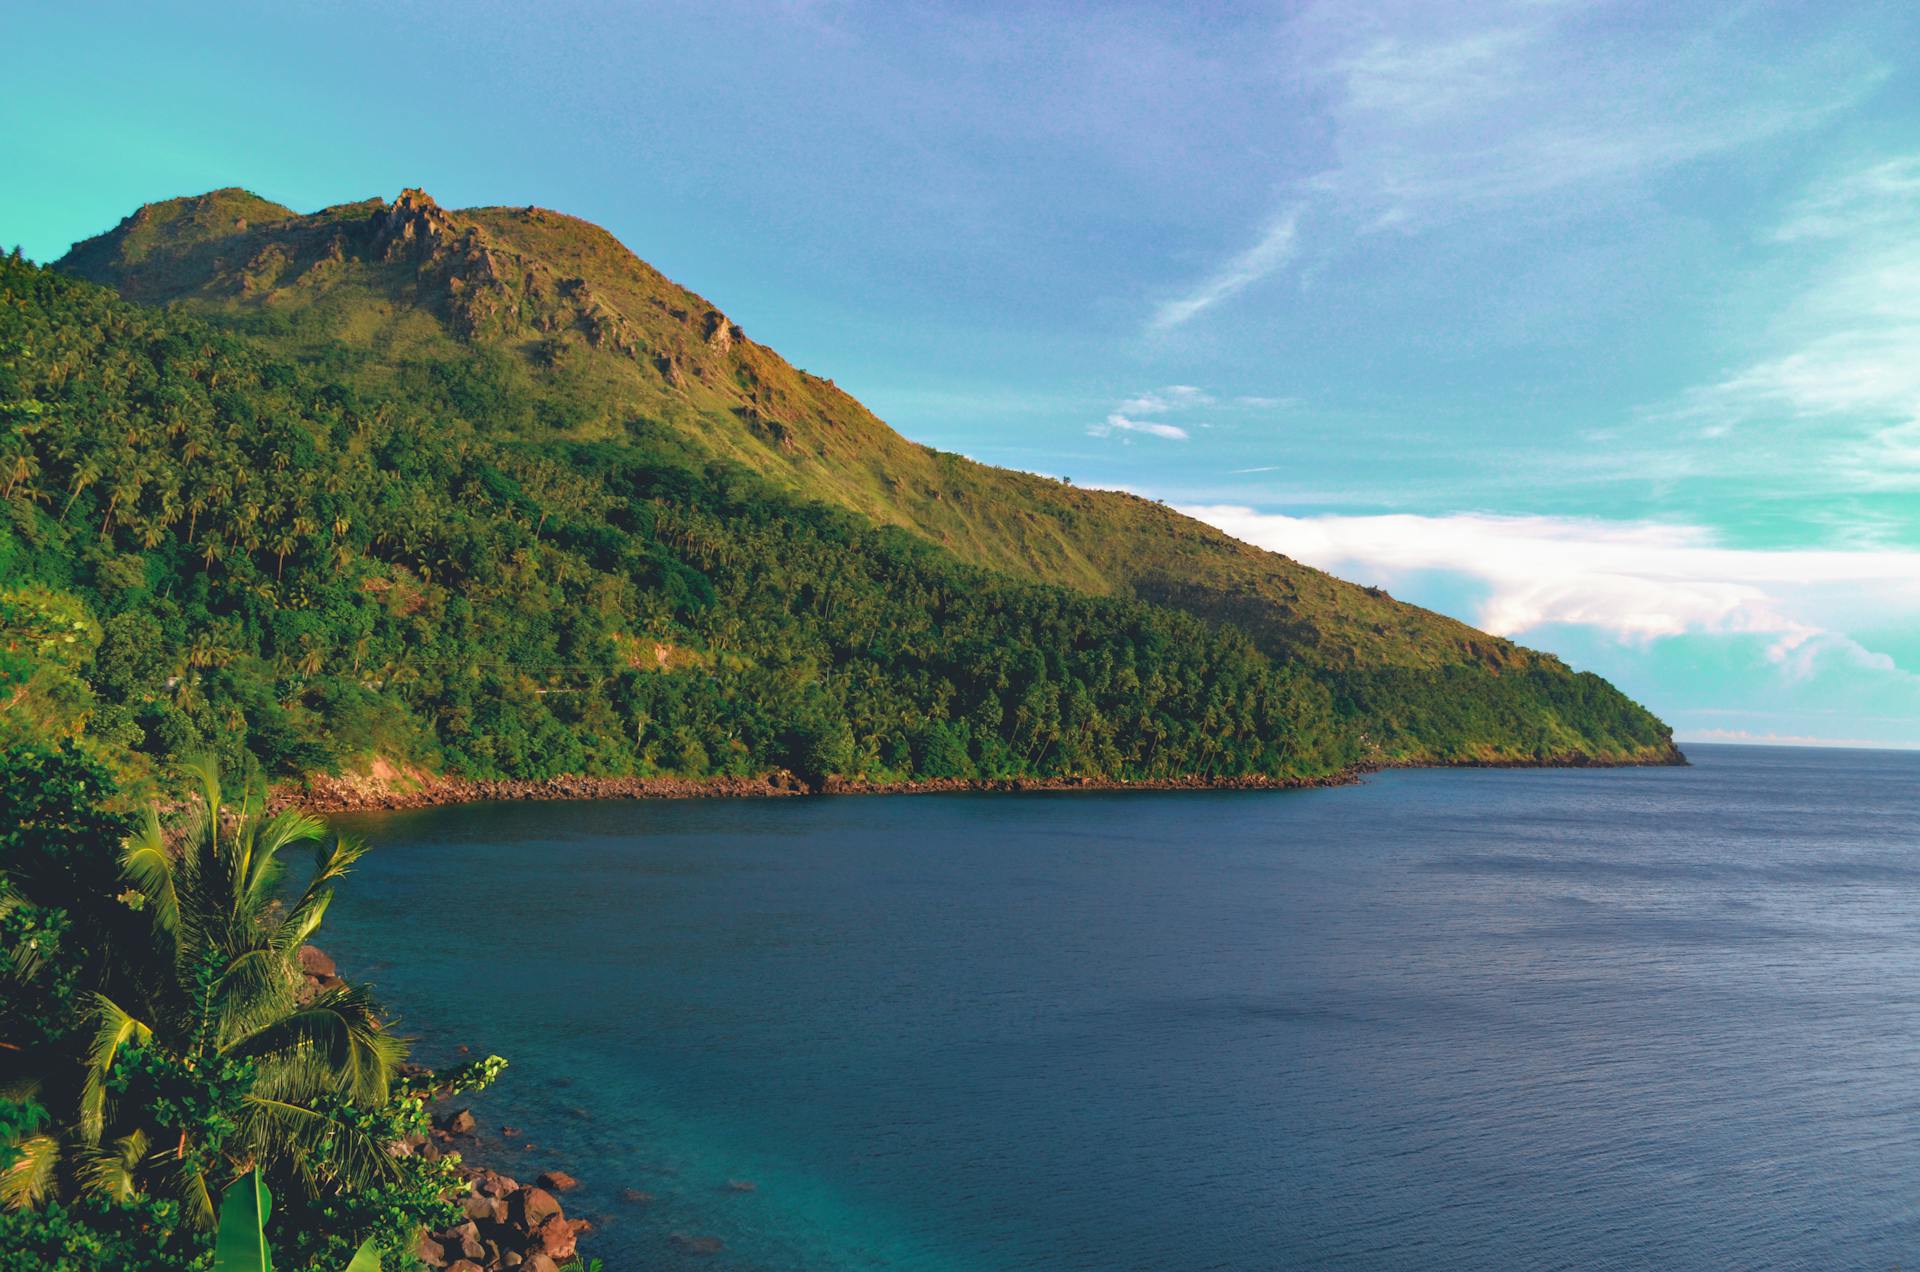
1,204,1679,789
59,188,1562,673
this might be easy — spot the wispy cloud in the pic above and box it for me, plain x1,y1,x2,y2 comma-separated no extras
1771,155,1920,242
1118,384,1213,413
1648,151,1920,493
1089,384,1227,442
1089,413,1190,441
1148,208,1301,333
1147,3,1884,335
1179,505,1920,679
1293,1,1881,224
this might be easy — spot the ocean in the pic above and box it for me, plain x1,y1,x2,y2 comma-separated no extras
325,743,1920,1269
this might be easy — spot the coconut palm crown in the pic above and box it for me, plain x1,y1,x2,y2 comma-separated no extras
36,757,404,1225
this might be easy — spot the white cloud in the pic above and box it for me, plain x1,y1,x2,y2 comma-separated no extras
1179,505,1920,680
1772,155,1920,242
1091,384,1233,441
1089,413,1188,441
1148,208,1301,333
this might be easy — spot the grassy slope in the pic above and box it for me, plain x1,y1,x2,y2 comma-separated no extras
54,188,1676,763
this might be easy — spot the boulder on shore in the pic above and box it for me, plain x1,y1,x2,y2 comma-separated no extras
297,945,337,977
509,1185,563,1230
532,1214,577,1260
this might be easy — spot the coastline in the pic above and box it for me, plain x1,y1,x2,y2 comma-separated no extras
303,736,1685,1268
278,743,1686,816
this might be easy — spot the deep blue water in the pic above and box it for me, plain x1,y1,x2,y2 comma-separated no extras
324,744,1920,1270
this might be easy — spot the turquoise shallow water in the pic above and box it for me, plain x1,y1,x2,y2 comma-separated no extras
325,744,1920,1270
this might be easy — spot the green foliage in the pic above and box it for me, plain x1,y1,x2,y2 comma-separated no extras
0,1194,191,1272
269,1055,506,1272
0,583,104,748
0,743,140,1057
3,226,1674,786
210,1167,385,1272
105,1042,259,1171
0,1097,45,1173
211,1168,272,1272
0,747,496,1269
0,254,1451,788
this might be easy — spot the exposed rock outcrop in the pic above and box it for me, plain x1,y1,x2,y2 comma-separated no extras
408,1108,596,1272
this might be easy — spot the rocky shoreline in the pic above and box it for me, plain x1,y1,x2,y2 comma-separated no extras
1383,743,1689,771
271,765,1359,815
277,744,1685,816
410,1125,591,1272
299,945,602,1272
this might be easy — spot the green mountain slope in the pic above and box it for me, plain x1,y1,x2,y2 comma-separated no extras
60,189,1539,674
3,189,1680,780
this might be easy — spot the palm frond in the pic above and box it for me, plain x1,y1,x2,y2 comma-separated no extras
79,1128,151,1204
0,1077,41,1105
213,944,302,1045
278,833,371,954
172,1155,218,1230
181,754,223,848
0,1133,59,1210
225,985,403,1106
237,809,325,921
0,879,45,981
120,804,181,937
80,994,155,1143
242,1095,403,1192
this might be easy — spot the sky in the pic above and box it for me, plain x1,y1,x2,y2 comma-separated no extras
5,0,1919,747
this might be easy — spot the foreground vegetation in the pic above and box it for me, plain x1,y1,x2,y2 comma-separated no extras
0,743,506,1268
0,254,1672,791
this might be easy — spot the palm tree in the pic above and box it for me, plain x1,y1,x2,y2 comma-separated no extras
270,528,298,580
54,759,405,1227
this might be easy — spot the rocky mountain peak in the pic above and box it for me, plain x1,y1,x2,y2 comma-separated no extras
372,187,459,262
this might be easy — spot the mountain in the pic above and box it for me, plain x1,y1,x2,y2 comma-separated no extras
57,188,1531,673
0,189,1678,786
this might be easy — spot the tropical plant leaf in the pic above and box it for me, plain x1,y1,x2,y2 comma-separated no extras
342,1238,382,1271
212,1166,274,1272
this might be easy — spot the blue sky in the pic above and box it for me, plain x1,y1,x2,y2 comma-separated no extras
6,1,1919,746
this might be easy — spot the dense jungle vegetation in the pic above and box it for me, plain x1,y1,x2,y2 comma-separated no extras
1,256,1424,788
1,255,1676,791
44,188,1680,777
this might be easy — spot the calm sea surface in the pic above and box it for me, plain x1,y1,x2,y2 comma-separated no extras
326,744,1920,1270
